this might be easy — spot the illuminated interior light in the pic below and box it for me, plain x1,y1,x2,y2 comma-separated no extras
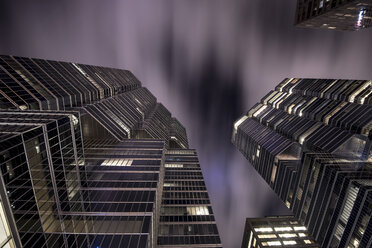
258,234,277,239
283,240,296,245
71,115,79,126
164,183,177,187
293,226,307,231
19,105,28,110
279,233,297,238
304,240,312,244
274,226,292,232
267,241,281,246
165,163,183,168
186,206,209,216
254,227,273,232
101,158,133,166
298,233,306,237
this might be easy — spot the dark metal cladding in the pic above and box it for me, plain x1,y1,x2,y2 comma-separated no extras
295,0,372,31
0,55,221,248
233,78,372,248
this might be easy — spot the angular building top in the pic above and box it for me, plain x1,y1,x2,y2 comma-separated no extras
0,55,188,148
233,78,372,247
295,0,372,31
0,55,219,247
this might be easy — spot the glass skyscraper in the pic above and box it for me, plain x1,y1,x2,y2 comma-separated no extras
0,55,221,247
233,78,372,247
295,0,372,31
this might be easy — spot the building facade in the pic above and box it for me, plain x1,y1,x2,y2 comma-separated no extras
295,0,372,31
241,216,318,248
0,55,221,247
233,78,372,247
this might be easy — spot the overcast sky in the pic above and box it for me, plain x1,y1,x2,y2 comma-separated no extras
1,1,372,247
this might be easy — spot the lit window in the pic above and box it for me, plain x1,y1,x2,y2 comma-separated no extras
164,183,177,187
294,226,307,231
254,227,273,233
304,240,312,244
19,105,28,110
298,233,306,237
186,206,209,216
279,233,297,238
283,240,296,245
267,241,281,246
101,158,133,166
274,227,292,232
71,115,79,126
258,234,277,239
165,164,183,168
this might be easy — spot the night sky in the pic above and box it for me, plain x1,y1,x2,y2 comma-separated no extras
1,1,372,247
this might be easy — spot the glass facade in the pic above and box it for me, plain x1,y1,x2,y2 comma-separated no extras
241,216,318,248
233,78,372,247
157,150,221,247
0,55,221,247
295,0,372,31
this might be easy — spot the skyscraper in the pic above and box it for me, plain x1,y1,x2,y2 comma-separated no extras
233,78,372,247
0,55,221,247
295,0,372,31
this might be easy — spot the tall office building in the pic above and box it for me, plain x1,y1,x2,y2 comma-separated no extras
233,78,372,247
295,0,372,31
0,55,221,247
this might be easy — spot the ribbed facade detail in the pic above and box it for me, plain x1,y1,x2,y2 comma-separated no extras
233,78,372,248
0,55,221,247
295,0,372,31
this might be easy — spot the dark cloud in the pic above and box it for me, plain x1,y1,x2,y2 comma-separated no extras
1,0,372,247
